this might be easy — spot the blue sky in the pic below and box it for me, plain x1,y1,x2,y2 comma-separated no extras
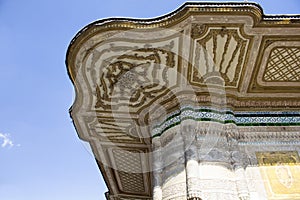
0,0,299,200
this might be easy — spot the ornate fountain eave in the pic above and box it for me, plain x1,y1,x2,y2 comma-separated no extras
66,2,300,200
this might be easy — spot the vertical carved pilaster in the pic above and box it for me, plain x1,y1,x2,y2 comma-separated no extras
186,154,200,199
230,135,250,200
152,138,163,200
235,167,250,200
183,124,201,199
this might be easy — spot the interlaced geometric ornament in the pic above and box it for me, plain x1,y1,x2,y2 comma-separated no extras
264,47,300,81
112,149,146,193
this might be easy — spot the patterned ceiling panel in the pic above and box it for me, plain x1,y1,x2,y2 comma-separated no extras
264,47,300,82
251,38,300,92
109,148,149,194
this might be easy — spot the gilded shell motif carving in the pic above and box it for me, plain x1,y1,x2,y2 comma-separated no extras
190,27,251,87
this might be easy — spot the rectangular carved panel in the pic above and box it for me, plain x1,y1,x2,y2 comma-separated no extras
256,151,300,199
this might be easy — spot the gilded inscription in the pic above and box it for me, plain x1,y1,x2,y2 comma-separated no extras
257,151,300,199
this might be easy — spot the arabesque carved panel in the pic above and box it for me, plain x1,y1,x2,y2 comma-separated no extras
83,37,181,113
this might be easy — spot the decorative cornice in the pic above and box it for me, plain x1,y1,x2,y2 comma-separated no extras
66,2,300,80
151,106,300,137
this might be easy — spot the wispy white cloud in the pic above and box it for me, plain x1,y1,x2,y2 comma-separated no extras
0,133,14,148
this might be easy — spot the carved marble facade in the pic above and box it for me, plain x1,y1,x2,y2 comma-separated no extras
66,2,300,200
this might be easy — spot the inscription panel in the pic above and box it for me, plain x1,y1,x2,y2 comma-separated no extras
257,151,300,200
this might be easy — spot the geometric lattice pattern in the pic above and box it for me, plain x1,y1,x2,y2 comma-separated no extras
264,47,300,81
113,149,145,193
